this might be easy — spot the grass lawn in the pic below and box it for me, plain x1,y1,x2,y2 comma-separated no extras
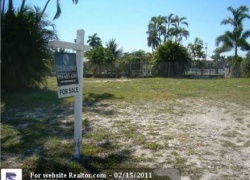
1,77,250,179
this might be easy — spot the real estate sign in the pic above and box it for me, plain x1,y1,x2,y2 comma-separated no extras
55,53,79,98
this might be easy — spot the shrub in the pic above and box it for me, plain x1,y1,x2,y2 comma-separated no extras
153,41,191,77
1,6,57,92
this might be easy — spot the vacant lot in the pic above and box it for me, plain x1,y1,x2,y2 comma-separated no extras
1,78,250,179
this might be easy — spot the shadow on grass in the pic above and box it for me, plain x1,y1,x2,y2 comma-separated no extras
84,92,123,105
1,90,130,179
1,89,63,110
83,92,124,116
1,116,133,179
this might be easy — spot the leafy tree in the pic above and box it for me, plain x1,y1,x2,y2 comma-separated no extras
129,50,148,63
84,46,113,77
87,33,102,47
154,41,191,77
2,2,57,91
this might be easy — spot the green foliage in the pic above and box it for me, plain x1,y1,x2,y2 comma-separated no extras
87,33,102,47
1,4,57,92
106,39,123,59
84,46,114,77
216,5,250,59
240,56,250,77
130,50,149,62
154,41,191,77
188,37,205,60
146,14,189,51
155,41,191,63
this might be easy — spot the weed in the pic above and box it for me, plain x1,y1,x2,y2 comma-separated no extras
144,142,163,150
221,140,237,149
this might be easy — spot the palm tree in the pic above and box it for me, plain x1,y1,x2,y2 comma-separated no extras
172,15,189,43
106,39,122,59
217,5,250,59
175,27,189,42
146,15,165,50
163,13,175,42
106,39,123,78
216,26,250,59
188,37,205,60
221,6,250,29
147,31,161,52
2,0,79,20
87,33,102,47
41,0,78,20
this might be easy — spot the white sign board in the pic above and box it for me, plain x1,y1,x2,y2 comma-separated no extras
55,53,79,98
58,85,79,98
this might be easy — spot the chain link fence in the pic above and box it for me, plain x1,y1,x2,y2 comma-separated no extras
56,61,227,78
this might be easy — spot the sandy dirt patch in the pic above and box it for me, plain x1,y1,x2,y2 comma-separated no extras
85,98,250,179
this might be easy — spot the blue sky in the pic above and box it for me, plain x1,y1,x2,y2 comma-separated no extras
12,0,250,58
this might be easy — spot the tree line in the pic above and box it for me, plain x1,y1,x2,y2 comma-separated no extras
1,1,250,92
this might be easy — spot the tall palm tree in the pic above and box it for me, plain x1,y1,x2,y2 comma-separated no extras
146,15,165,50
147,31,161,52
217,5,250,59
216,26,250,59
172,16,189,43
163,13,175,42
150,15,166,41
87,33,102,47
221,6,250,29
175,27,189,42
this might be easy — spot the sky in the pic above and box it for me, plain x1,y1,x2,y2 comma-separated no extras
12,0,250,58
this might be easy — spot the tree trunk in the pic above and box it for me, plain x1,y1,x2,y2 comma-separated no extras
235,44,238,60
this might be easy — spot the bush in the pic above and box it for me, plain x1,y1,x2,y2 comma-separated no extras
1,6,57,92
84,46,114,77
241,56,250,77
153,41,191,77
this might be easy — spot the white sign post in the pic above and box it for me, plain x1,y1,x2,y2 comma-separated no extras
49,29,91,158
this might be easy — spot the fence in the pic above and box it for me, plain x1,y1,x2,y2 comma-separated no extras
51,61,227,78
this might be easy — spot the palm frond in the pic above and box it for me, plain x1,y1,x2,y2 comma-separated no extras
53,0,61,20
241,29,250,40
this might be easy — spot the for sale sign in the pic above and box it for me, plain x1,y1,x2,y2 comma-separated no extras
55,53,79,98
